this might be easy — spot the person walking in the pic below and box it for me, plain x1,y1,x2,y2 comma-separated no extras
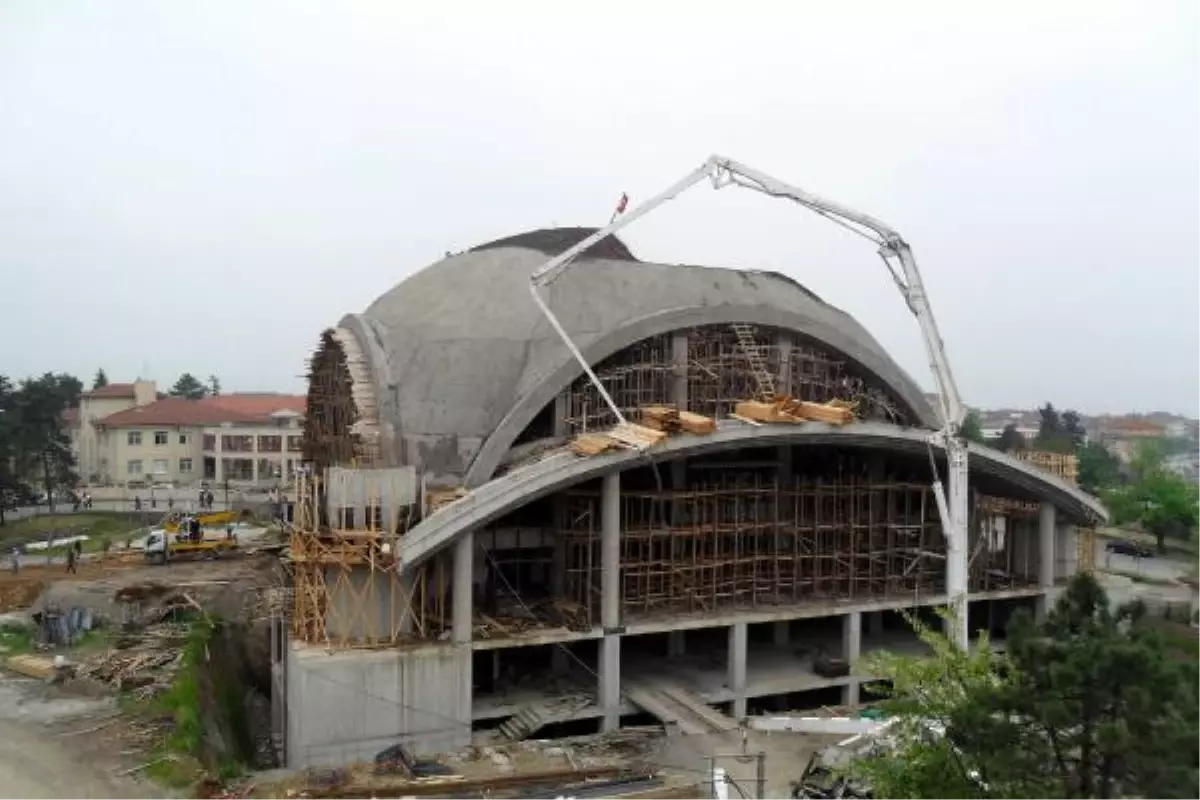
9,546,19,575
66,543,78,574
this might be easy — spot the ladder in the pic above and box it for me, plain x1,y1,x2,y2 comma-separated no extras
730,323,776,401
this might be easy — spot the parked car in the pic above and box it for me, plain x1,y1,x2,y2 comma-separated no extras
1105,539,1154,558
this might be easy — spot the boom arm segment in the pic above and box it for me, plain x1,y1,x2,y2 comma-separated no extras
528,155,971,646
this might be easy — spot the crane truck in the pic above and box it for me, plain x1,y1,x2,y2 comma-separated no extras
528,155,970,648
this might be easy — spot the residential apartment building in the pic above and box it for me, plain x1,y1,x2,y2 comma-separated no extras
65,390,306,488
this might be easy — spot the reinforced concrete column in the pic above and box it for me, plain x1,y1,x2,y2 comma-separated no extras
728,622,748,720
600,472,622,730
842,611,862,706
552,393,570,438
551,496,569,672
776,333,793,396
1037,502,1057,620
671,332,689,411
453,532,474,644
1057,523,1078,580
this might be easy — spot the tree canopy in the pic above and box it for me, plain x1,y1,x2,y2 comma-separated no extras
1103,441,1199,552
92,368,109,389
961,410,985,444
0,372,80,521
169,372,209,400
858,574,1199,798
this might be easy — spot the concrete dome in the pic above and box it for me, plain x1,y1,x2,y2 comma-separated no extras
334,228,938,484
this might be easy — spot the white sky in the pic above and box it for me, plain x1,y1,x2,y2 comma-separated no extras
1,0,1197,415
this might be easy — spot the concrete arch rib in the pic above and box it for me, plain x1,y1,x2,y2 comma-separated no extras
402,422,1108,575
464,304,939,488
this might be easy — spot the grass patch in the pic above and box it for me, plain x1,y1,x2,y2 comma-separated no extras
0,512,146,553
126,616,246,791
0,625,33,656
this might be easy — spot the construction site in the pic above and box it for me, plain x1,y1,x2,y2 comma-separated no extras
281,225,1108,772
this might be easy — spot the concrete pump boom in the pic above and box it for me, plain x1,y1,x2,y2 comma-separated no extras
528,155,971,647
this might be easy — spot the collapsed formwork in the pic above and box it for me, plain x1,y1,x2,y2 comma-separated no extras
564,324,909,434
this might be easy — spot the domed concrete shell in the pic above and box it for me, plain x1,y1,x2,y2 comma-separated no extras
337,228,939,485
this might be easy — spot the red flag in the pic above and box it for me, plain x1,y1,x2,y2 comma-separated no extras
615,192,629,214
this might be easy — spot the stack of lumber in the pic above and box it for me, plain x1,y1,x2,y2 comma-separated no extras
638,405,717,435
76,623,189,699
426,487,467,515
733,397,856,426
570,421,668,457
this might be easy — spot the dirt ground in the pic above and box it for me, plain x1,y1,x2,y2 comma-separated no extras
0,673,158,799
0,551,283,798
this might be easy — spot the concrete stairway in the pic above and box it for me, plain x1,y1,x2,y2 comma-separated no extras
498,706,545,742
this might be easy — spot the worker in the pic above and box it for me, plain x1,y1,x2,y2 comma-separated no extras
134,495,142,511
66,543,78,574
191,515,202,543
9,546,19,575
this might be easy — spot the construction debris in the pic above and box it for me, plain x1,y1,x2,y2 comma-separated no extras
427,487,468,515
734,397,855,426
570,408,712,457
570,421,668,457
75,622,189,699
638,405,718,435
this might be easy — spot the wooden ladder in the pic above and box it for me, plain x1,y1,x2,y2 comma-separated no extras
730,323,776,401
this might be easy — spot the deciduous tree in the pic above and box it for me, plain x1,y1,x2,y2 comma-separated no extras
92,368,109,389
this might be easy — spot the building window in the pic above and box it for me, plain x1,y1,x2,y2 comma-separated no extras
152,458,170,475
127,431,142,446
222,435,254,453
127,459,143,476
203,434,216,451
179,434,188,445
222,458,254,481
154,431,168,445
286,435,302,452
258,435,282,453
179,458,193,473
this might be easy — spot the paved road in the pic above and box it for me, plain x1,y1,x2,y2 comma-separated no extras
1094,537,1192,582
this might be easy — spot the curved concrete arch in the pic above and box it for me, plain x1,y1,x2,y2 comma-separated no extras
463,304,938,488
400,421,1108,575
340,229,939,482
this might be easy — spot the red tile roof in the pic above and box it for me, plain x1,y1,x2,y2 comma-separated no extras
82,383,138,398
198,393,306,417
97,394,306,429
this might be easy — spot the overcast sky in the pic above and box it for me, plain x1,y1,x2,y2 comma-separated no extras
1,1,1196,416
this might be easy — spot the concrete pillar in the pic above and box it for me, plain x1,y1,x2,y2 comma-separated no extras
776,333,793,396
1056,522,1077,581
600,472,622,728
1037,503,1057,619
551,496,569,673
728,622,748,719
600,635,621,731
943,449,970,649
453,532,474,644
671,332,689,411
668,630,686,657
553,392,570,438
842,611,862,706
773,620,789,648
601,473,621,630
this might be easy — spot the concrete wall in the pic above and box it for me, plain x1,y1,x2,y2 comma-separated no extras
286,644,471,767
323,567,412,644
106,425,203,485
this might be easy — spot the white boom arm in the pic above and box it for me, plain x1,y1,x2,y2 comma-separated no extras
528,155,971,647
